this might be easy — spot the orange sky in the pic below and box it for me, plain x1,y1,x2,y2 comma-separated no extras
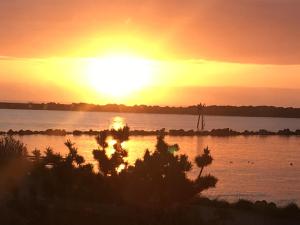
1,0,300,107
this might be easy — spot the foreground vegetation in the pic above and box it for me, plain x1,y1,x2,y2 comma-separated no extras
0,127,299,225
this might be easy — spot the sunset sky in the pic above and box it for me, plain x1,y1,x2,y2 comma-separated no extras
1,0,300,107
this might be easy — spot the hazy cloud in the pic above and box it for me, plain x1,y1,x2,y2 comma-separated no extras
1,0,300,64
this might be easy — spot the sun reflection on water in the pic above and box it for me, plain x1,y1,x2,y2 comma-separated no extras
106,137,117,156
110,116,125,130
105,116,129,173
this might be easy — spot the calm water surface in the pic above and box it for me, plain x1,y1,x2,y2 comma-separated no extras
11,135,300,206
1,109,300,131
1,109,300,205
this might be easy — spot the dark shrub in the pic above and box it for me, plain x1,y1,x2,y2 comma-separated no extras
0,136,27,166
119,133,217,207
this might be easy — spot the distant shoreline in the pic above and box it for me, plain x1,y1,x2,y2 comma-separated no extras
1,102,300,118
1,128,299,137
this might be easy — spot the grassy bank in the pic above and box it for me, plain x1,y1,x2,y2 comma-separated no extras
1,197,299,225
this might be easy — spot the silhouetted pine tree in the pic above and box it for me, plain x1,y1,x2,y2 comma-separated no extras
119,132,217,207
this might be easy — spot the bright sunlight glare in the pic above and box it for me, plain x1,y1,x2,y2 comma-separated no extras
110,116,125,130
86,54,154,98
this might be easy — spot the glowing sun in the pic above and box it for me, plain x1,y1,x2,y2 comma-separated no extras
87,54,153,97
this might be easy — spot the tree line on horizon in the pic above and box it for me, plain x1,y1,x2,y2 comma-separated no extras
1,102,300,118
